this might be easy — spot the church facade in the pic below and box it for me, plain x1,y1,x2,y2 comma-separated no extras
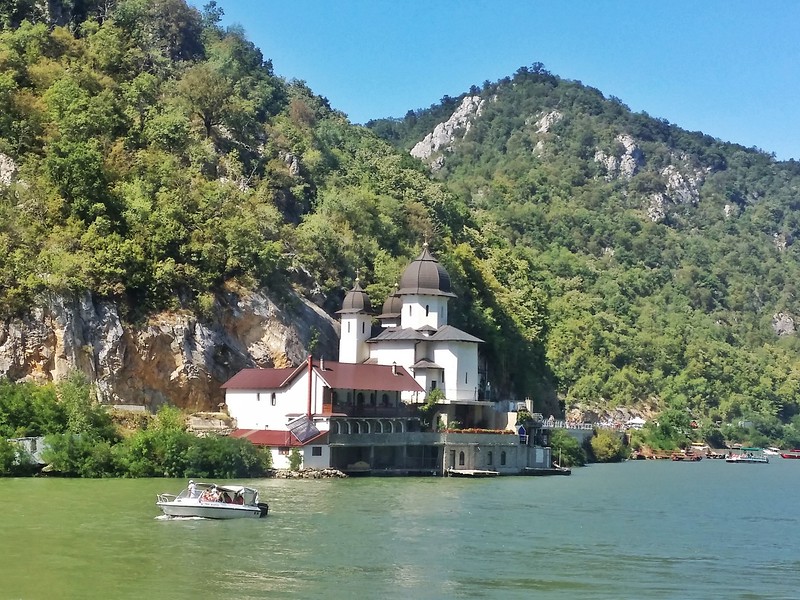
224,244,552,474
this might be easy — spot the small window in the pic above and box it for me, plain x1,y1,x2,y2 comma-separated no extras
425,304,430,316
357,392,365,406
382,393,390,406
279,447,290,456
369,392,376,406
431,380,437,390
501,451,507,466
409,305,412,316
487,451,493,465
459,451,465,466
465,372,468,385
347,322,351,333
311,446,322,457
271,393,276,406
362,322,365,334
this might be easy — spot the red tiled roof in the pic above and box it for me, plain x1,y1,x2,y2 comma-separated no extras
221,367,298,390
222,360,424,393
230,429,328,447
314,361,424,393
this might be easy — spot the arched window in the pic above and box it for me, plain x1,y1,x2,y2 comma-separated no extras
331,391,338,404
501,451,507,466
487,451,493,465
369,392,376,406
346,391,352,404
356,392,365,407
270,393,276,406
382,393,390,406
459,451,465,466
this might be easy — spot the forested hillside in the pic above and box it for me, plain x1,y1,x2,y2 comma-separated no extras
2,1,800,446
369,65,800,447
0,0,546,411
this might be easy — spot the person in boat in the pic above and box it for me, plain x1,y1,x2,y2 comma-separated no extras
221,491,232,503
200,486,219,502
188,480,197,498
234,491,244,505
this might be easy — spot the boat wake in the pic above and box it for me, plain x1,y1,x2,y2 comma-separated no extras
154,514,206,521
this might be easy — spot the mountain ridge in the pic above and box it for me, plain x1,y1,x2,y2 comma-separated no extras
1,3,799,445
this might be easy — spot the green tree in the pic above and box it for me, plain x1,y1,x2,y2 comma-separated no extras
549,429,586,467
590,429,626,463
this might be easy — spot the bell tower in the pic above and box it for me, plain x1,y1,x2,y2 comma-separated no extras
337,277,373,363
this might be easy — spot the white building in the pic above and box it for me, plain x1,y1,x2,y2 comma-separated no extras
223,243,552,474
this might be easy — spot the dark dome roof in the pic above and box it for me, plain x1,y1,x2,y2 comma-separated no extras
378,287,402,318
396,243,456,298
338,279,372,314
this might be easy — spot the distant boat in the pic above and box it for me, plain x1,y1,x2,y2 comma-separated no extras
763,447,781,456
671,451,702,461
725,448,769,464
780,449,800,459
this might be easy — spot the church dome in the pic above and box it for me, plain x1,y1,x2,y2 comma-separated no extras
396,243,456,297
378,286,402,318
338,279,372,314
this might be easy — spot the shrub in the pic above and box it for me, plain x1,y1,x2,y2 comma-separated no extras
549,429,586,467
589,429,627,463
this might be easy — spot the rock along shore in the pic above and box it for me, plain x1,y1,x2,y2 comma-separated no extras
271,468,348,479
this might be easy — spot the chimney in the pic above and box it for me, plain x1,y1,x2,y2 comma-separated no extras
320,356,325,371
307,354,313,418
392,361,397,376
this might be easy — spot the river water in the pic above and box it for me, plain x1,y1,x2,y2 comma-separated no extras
3,459,798,599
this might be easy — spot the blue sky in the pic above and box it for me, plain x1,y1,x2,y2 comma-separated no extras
202,1,800,160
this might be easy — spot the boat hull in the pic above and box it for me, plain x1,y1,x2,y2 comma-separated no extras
725,457,769,464
157,500,267,519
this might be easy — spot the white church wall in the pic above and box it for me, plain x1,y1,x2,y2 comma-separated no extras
370,343,416,369
399,295,448,329
433,341,480,402
339,314,372,363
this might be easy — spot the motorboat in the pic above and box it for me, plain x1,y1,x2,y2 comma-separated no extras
780,449,800,459
763,447,781,456
156,482,269,519
725,448,769,464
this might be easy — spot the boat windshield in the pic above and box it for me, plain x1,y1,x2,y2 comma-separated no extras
176,483,258,505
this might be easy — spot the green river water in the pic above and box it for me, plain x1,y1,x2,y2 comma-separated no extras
3,459,799,599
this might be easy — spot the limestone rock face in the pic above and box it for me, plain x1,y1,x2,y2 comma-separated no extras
0,288,338,411
773,312,795,336
410,95,485,162
0,152,17,187
534,110,563,134
594,134,643,180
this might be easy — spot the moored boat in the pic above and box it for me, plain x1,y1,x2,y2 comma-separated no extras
725,448,769,464
671,451,702,461
156,481,269,519
780,449,800,459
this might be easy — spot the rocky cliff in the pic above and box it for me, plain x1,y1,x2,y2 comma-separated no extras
0,285,339,411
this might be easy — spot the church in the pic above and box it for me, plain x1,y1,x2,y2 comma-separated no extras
224,244,552,474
